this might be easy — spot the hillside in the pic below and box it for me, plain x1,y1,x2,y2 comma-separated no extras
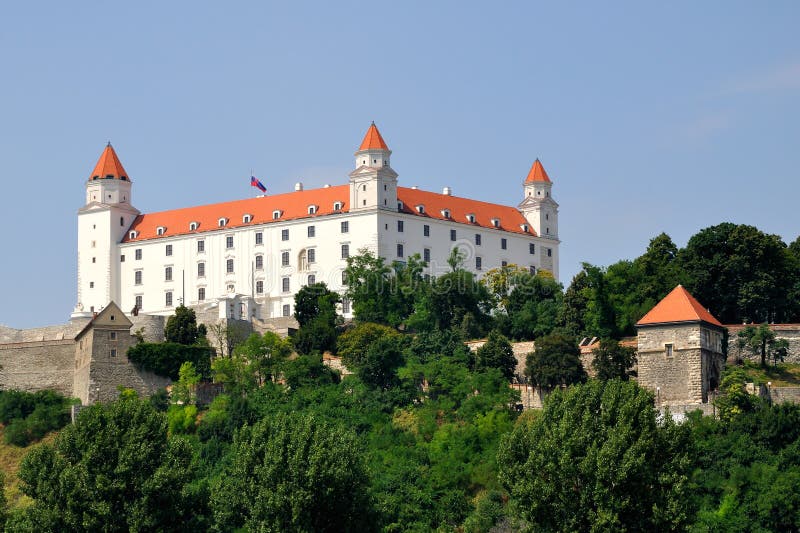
0,428,58,510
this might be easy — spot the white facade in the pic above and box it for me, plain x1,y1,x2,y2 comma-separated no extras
73,127,561,321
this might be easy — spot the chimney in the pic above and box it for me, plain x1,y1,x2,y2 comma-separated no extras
294,182,304,191
443,186,452,196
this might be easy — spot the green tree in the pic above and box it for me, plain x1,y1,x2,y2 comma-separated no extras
475,330,517,380
503,271,564,341
17,396,199,531
211,412,373,532
337,322,401,370
738,323,778,367
292,316,338,355
164,304,203,345
428,265,493,337
173,361,200,405
714,366,758,423
498,380,692,532
591,339,637,380
525,333,586,393
294,282,340,327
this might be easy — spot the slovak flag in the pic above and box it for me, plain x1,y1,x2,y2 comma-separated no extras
250,176,267,193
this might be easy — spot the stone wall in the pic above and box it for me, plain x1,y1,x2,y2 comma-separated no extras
637,323,705,404
130,314,166,343
726,324,800,364
466,339,534,380
0,340,76,396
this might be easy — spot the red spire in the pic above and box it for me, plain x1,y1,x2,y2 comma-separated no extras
358,122,389,151
636,285,722,327
525,159,551,183
89,143,129,181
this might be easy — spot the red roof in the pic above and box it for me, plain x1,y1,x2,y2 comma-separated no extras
636,285,722,327
123,185,536,242
358,123,389,151
524,159,551,183
90,143,129,181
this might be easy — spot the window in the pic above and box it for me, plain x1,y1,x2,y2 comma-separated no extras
450,229,456,241
218,217,227,227
282,304,290,317
546,213,549,220
197,262,205,277
273,210,282,220
226,259,234,273
227,284,235,293
166,292,173,307
189,222,198,231
226,236,234,249
256,280,264,294
121,255,125,262
243,214,252,223
397,220,404,232
466,214,475,223
165,266,172,281
120,217,124,227
362,184,366,191
281,251,290,267
342,298,351,314
156,227,166,236
198,287,205,301
135,270,142,285
110,331,117,340
255,232,263,245
397,243,404,257
281,229,289,241
342,270,348,285
529,243,535,254
89,281,94,288
135,249,142,260
491,218,500,228
501,260,508,267
476,256,482,270
282,277,290,292
135,295,143,309
129,231,138,239
308,205,317,215
307,274,316,285
475,234,481,246
197,240,205,253
92,257,96,263
341,221,349,233
521,224,529,233
334,201,342,211
308,248,316,263
547,248,552,257
308,225,315,238
665,343,674,358
341,244,350,259
501,238,507,250
110,348,117,358
416,205,425,214
166,244,173,256
424,224,430,237
255,255,263,270
529,266,536,275
424,248,431,262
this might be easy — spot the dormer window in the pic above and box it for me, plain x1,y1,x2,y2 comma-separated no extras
397,202,403,211
189,221,198,231
129,230,138,239
441,209,451,219
521,224,529,233
243,214,252,223
218,218,228,227
416,205,425,214
273,210,282,220
156,226,166,236
308,205,317,215
333,201,343,211
466,213,475,224
491,218,500,228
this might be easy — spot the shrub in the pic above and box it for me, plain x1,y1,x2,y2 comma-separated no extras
0,390,72,447
167,404,198,434
127,342,213,379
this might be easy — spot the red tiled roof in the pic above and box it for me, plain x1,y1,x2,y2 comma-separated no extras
90,143,129,181
358,122,389,151
524,159,551,183
123,185,536,242
636,285,722,327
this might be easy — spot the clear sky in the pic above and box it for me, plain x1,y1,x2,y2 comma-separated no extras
1,1,798,329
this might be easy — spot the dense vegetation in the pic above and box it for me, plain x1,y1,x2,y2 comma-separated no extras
0,222,798,531
0,391,73,447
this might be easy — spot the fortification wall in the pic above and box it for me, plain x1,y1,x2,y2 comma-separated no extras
637,324,704,404
466,339,534,380
726,324,800,364
130,314,166,342
0,340,76,396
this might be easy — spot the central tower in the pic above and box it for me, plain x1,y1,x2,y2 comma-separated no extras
349,122,398,211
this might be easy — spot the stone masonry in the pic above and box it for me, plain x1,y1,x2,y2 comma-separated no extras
726,324,800,364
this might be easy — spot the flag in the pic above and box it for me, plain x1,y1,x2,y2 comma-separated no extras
250,176,267,193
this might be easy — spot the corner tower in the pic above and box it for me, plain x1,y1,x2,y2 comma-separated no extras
518,159,559,239
349,122,398,211
73,144,140,318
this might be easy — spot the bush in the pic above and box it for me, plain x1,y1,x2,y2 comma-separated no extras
167,404,198,434
127,342,213,379
0,390,72,446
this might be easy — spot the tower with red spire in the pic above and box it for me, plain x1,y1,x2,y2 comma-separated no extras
518,159,559,241
73,144,140,318
349,122,398,212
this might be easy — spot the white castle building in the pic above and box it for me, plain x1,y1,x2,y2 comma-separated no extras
72,123,560,322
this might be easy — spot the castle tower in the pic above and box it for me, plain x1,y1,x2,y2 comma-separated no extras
636,285,726,405
349,122,398,211
518,159,559,240
73,144,140,318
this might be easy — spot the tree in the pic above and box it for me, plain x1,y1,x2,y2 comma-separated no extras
212,332,293,394
591,339,637,380
172,361,200,405
337,322,401,370
17,395,199,531
503,271,564,341
481,264,530,312
207,320,249,357
211,412,374,532
525,333,586,393
738,323,778,367
428,266,493,337
475,330,517,380
498,380,692,532
164,304,203,345
292,317,338,355
294,282,340,327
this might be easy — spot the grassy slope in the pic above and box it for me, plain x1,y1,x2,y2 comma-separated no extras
0,427,58,510
742,361,800,387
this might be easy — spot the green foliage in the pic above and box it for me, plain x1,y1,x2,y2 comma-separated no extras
498,271,564,341
167,404,198,434
164,304,203,345
0,471,6,531
148,388,170,412
0,390,72,447
737,322,787,367
337,322,401,369
294,281,341,327
591,338,637,381
211,412,374,532
475,330,517,380
127,341,213,379
17,395,201,531
715,366,758,423
213,331,294,394
428,268,493,337
525,333,587,392
291,315,338,355
498,380,691,532
173,361,200,405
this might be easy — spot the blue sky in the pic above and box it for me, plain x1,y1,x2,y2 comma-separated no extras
1,1,798,328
